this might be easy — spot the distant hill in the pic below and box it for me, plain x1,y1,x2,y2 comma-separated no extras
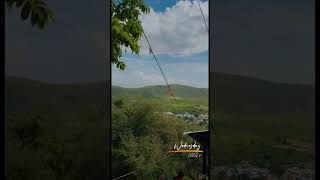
112,84,208,98
5,77,109,121
5,73,314,119
210,72,315,118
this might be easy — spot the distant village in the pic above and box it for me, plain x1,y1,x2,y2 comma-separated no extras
163,111,208,125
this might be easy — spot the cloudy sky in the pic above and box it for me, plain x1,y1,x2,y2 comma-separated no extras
5,0,314,86
112,0,209,88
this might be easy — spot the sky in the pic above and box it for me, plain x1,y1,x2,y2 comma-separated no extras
5,0,314,86
211,0,315,84
112,0,209,88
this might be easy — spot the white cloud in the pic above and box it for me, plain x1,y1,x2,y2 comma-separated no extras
164,62,208,73
112,69,169,87
138,0,208,57
112,56,208,88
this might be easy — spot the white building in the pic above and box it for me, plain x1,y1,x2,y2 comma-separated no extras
164,112,174,116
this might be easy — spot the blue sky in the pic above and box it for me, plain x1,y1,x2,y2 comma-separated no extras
144,0,178,11
5,0,313,85
144,0,207,12
112,0,209,88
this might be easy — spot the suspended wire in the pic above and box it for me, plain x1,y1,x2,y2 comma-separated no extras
196,0,208,32
141,28,175,98
139,0,208,98
113,152,177,180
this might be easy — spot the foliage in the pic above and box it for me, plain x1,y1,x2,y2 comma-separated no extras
112,0,150,70
112,98,204,179
5,111,108,180
5,77,108,180
5,0,54,29
10,115,43,148
211,112,315,169
5,77,206,179
5,74,315,178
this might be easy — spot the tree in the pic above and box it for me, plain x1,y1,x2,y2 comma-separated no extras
112,0,150,70
5,0,54,30
5,0,148,70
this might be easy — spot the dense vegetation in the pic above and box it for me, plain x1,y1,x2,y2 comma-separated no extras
5,77,109,180
6,112,108,180
5,76,207,179
111,98,205,179
5,72,315,178
209,72,315,175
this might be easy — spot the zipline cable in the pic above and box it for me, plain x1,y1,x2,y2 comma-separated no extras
139,0,209,98
196,0,208,32
141,28,175,99
113,152,177,180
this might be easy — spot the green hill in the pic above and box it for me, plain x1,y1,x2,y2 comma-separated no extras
210,72,314,117
112,84,208,98
5,73,314,118
5,76,109,122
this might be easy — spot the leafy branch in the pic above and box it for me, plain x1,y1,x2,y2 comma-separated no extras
5,0,54,30
112,0,150,70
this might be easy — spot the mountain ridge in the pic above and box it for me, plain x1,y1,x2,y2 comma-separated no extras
5,71,315,87
5,72,314,118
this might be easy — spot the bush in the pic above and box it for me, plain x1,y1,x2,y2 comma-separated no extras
112,98,204,179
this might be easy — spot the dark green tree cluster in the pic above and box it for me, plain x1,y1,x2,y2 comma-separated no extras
5,109,109,180
112,98,204,179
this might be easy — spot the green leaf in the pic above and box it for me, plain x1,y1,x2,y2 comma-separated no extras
6,0,53,30
6,0,15,8
20,0,31,20
31,11,38,26
37,18,46,29
32,0,47,8
16,0,25,8
112,0,150,70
